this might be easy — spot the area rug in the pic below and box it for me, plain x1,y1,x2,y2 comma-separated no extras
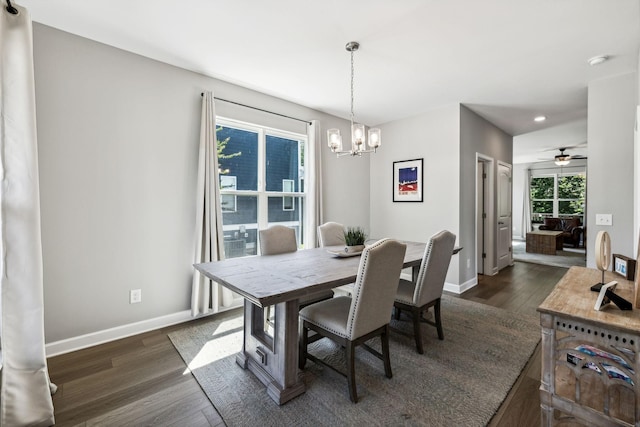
513,240,585,269
169,296,540,427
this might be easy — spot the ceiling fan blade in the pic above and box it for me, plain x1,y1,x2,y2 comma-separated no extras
539,142,588,153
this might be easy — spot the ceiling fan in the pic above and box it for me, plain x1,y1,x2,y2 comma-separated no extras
537,144,587,165
553,147,587,166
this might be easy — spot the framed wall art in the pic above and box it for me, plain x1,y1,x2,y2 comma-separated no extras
393,158,423,202
613,253,636,281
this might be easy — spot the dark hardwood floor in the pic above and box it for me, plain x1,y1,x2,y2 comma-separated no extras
47,261,568,426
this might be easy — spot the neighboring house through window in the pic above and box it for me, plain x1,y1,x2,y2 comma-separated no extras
216,118,307,258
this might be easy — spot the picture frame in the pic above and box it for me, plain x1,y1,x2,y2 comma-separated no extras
594,281,617,311
393,158,423,202
613,253,636,281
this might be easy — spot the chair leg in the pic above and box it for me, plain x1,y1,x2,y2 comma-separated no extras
381,324,393,378
434,298,444,340
411,307,424,354
299,322,308,369
346,341,358,403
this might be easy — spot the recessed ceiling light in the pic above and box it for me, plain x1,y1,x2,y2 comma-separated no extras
588,55,609,66
534,116,546,122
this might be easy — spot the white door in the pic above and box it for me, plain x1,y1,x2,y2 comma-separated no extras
476,161,486,275
497,162,512,270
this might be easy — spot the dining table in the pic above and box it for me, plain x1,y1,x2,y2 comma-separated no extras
194,240,448,405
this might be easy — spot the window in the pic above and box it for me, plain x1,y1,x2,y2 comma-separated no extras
282,179,295,211
530,176,554,223
220,175,237,213
216,118,307,259
530,173,585,225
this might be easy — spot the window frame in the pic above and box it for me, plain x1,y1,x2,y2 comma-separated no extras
216,117,308,248
530,172,585,224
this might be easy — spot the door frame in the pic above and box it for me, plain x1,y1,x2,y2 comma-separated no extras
476,154,495,276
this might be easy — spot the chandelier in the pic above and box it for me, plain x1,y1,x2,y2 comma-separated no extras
327,42,381,157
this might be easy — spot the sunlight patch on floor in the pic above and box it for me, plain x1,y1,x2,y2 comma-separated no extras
182,315,243,374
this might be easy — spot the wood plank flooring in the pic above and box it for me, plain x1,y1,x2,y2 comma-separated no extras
47,261,567,426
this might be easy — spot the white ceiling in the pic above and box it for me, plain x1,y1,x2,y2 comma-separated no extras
18,0,640,163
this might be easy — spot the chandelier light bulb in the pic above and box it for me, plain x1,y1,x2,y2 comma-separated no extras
368,128,381,148
327,128,342,152
352,123,365,147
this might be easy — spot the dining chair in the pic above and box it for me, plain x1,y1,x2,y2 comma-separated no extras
259,224,298,255
317,221,354,297
318,221,345,247
258,225,333,307
299,238,407,403
393,230,456,354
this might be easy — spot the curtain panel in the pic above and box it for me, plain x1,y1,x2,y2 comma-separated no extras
0,2,56,425
305,120,323,248
522,169,532,237
191,91,226,316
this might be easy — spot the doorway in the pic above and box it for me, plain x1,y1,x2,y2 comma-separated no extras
476,155,494,275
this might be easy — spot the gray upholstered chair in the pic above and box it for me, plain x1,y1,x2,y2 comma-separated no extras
299,238,407,403
259,224,298,255
393,230,456,354
258,225,333,306
317,222,354,297
318,221,345,247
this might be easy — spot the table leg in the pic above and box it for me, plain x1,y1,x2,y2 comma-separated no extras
539,313,555,426
236,299,305,405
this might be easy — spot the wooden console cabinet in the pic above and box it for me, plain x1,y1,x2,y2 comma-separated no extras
538,267,640,426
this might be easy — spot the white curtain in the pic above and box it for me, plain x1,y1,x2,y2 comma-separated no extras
305,120,323,248
522,168,532,236
0,2,56,425
191,91,226,316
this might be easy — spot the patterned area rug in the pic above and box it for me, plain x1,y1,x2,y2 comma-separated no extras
169,296,540,427
513,240,586,269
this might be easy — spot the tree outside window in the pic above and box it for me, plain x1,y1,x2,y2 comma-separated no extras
530,173,585,225
531,176,554,223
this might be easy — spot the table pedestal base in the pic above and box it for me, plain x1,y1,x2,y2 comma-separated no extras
236,299,305,405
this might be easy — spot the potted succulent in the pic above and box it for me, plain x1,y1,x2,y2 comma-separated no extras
344,226,367,254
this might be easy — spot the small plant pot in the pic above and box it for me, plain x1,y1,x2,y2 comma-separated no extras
344,245,365,254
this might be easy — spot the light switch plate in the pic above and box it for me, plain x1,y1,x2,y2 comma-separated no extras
595,214,612,226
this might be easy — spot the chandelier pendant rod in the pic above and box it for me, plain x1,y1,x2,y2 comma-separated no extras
350,44,355,130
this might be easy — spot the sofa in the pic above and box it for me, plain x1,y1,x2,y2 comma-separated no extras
538,217,584,248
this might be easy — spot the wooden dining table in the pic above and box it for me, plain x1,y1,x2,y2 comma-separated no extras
194,240,431,404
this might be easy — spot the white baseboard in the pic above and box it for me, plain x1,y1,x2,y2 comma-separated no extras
400,273,477,295
45,310,194,357
444,276,477,294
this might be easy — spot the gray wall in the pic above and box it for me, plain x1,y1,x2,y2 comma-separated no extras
33,24,369,343
369,104,512,289
459,105,513,281
586,72,637,267
370,105,461,284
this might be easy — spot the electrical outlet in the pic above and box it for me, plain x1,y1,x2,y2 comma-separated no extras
595,214,613,226
130,289,142,304
467,259,471,269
